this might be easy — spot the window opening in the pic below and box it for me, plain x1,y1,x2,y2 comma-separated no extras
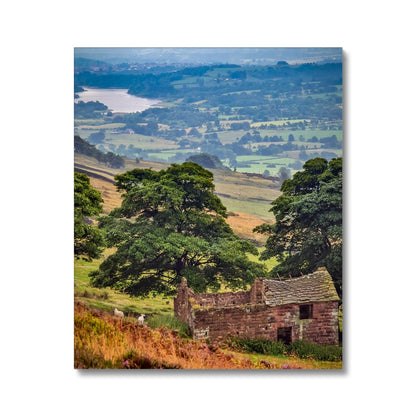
299,304,313,319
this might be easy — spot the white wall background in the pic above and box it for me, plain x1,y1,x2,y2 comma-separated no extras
1,1,415,415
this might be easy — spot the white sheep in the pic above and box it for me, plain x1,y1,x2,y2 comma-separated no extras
138,314,145,325
114,308,124,319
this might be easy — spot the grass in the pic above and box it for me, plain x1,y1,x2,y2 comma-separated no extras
74,302,257,369
103,133,178,150
235,155,298,176
74,302,342,369
225,212,270,245
216,129,247,145
226,336,342,362
247,129,343,142
246,247,278,272
75,123,126,130
146,314,191,338
220,196,274,221
74,253,174,317
74,118,106,126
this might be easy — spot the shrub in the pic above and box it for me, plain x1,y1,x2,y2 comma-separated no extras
146,314,191,338
76,290,109,300
287,340,342,362
75,349,115,369
226,336,342,362
226,336,286,356
121,351,182,369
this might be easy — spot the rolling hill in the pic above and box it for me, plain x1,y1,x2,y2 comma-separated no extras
74,152,280,244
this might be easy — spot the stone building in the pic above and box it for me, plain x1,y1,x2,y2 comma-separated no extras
174,267,340,345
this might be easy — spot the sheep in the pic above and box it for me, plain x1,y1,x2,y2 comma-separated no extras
137,314,145,326
114,308,124,319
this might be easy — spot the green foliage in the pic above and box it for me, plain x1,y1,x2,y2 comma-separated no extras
278,167,291,182
74,135,124,168
226,336,342,362
91,162,265,296
280,157,328,195
287,340,342,362
146,314,191,338
255,157,342,293
74,172,106,261
227,336,286,356
186,153,229,171
88,130,105,144
74,100,108,119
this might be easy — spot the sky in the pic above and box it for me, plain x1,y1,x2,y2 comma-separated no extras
74,47,342,65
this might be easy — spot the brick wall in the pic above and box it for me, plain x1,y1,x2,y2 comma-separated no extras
192,291,251,308
191,301,339,345
174,278,339,345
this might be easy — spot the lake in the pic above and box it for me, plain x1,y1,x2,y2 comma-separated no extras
74,87,161,113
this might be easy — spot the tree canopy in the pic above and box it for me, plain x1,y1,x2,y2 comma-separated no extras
74,172,106,260
74,135,125,169
255,157,342,294
90,162,265,296
185,153,229,171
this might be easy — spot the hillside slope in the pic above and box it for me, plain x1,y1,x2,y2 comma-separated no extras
74,302,341,369
74,153,280,243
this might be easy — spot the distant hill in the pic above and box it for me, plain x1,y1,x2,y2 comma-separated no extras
74,47,342,65
74,57,114,73
74,135,124,168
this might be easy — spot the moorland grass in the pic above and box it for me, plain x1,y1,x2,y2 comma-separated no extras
74,302,342,369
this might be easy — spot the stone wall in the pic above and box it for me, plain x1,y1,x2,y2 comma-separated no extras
191,301,339,345
192,291,251,308
174,278,339,345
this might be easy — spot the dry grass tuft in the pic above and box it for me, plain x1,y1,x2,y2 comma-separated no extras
225,212,271,245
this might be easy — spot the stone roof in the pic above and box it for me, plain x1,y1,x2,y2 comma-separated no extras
262,267,340,306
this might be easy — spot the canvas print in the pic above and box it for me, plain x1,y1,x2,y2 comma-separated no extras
74,47,343,369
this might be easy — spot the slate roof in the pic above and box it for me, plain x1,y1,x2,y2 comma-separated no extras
262,267,340,306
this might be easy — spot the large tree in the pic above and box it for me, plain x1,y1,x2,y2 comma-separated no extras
90,162,265,296
255,157,342,294
74,172,106,260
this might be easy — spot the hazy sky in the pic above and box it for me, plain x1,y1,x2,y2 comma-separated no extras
74,47,342,65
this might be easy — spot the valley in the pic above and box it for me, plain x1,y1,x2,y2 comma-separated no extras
73,49,343,369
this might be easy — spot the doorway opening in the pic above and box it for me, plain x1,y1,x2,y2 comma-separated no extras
277,327,292,345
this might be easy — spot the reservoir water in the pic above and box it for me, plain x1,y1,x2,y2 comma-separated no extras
74,87,161,113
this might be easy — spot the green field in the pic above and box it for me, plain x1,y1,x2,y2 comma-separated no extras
246,129,343,142
218,195,275,220
74,254,175,317
104,133,177,150
251,119,311,127
235,155,298,176
75,116,342,177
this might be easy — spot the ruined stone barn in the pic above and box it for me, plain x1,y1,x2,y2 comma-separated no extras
174,267,340,345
